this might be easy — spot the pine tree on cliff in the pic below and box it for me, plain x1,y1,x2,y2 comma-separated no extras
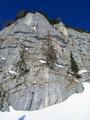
70,52,79,75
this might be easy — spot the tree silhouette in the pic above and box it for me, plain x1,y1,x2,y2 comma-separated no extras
70,52,79,75
16,10,28,19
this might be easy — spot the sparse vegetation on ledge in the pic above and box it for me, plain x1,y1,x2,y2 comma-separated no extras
65,24,89,33
16,10,28,20
70,52,81,78
4,20,15,27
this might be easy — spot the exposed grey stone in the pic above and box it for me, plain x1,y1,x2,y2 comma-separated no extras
0,12,90,111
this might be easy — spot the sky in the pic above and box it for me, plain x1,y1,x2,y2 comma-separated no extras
0,0,90,31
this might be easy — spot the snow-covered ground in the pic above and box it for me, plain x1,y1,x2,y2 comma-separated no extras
0,83,90,120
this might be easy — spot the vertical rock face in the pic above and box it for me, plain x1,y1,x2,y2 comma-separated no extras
0,12,90,111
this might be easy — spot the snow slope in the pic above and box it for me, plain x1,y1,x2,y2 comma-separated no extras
0,83,90,120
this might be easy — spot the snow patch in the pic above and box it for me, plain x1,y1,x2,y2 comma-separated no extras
78,69,88,75
74,79,80,83
39,60,65,68
9,70,18,75
9,106,15,112
55,63,65,68
25,48,29,50
2,57,6,60
8,65,18,75
68,74,72,77
39,60,46,64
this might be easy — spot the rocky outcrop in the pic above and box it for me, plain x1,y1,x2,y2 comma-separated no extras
0,12,90,111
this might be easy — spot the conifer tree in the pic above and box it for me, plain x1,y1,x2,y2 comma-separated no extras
70,52,79,75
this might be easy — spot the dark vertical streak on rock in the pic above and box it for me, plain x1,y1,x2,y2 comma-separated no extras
28,92,34,110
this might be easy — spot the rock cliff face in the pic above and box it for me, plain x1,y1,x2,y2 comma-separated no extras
0,12,90,111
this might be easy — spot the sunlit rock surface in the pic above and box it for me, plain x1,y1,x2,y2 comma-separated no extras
0,12,90,111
